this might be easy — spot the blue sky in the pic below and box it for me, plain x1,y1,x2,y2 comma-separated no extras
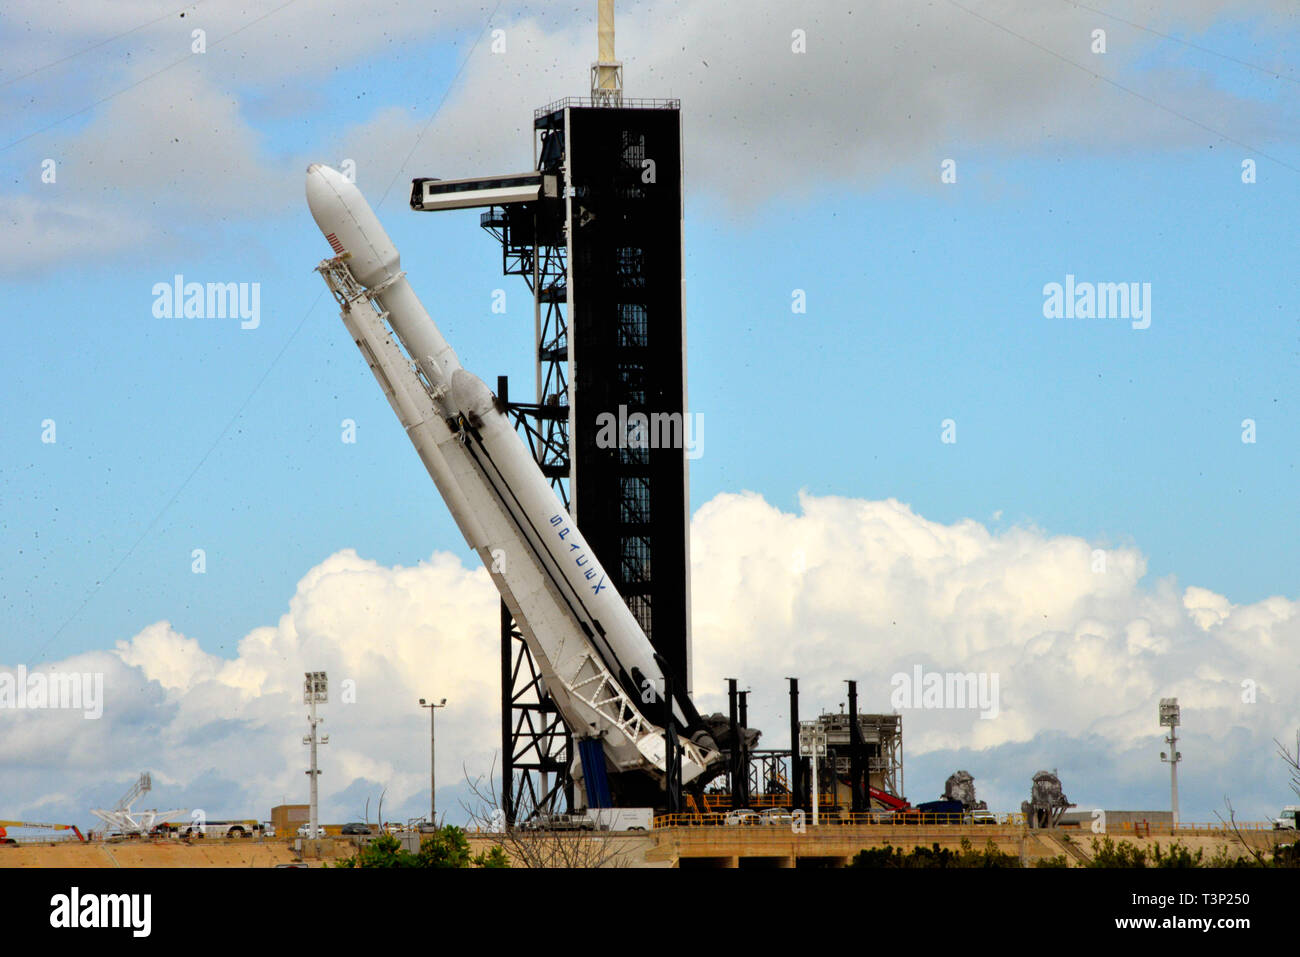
0,1,1297,827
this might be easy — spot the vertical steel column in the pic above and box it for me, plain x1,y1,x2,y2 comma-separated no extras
788,678,803,811
727,679,749,808
738,689,751,800
663,672,682,813
847,679,865,813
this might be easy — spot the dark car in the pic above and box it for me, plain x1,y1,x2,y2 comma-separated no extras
340,822,373,835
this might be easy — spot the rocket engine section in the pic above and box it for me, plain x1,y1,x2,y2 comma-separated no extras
943,770,987,811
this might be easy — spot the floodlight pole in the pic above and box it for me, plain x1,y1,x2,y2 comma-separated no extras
419,698,447,825
309,697,319,836
799,720,826,827
304,671,328,840
1159,697,1181,828
1167,723,1179,826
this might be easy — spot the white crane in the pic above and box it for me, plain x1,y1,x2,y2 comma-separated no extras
90,772,185,837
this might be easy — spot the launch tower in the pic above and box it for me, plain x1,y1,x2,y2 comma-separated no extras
412,1,691,820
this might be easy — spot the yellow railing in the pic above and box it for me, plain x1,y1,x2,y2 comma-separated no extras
652,812,1276,831
654,811,1021,828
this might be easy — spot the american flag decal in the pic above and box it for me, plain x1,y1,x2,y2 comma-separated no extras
326,232,344,254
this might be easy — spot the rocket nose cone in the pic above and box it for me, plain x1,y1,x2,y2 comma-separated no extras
305,165,331,221
305,163,400,285
305,163,343,215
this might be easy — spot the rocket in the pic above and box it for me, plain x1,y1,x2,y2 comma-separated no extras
305,164,717,786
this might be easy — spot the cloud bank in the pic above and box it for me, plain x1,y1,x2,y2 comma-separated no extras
2,0,1296,273
3,490,1296,827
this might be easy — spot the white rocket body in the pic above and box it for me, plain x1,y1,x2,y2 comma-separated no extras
306,164,714,787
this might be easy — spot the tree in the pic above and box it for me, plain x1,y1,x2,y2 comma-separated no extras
415,826,471,868
461,756,638,868
1215,737,1300,864
1279,736,1300,802
474,845,511,868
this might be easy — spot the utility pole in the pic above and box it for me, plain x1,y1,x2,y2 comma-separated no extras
303,672,328,841
419,697,447,826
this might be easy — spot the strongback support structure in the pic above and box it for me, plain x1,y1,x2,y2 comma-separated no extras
481,96,690,819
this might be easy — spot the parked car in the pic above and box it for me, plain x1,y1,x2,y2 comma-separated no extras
759,808,795,826
723,809,760,826
967,809,999,825
340,822,372,835
1273,806,1299,830
297,824,326,838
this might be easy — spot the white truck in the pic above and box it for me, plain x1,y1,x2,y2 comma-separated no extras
523,808,654,832
584,808,653,831
160,820,273,838
1273,806,1298,830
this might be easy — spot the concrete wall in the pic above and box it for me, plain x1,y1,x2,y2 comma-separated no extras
2,825,1283,869
0,840,316,868
648,823,1285,868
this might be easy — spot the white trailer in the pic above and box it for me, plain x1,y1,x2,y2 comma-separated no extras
584,808,653,831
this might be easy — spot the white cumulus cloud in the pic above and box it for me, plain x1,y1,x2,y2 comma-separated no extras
3,490,1296,826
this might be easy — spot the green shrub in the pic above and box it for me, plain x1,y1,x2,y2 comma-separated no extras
334,826,510,868
1087,836,1148,868
850,839,1018,868
1151,841,1203,868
